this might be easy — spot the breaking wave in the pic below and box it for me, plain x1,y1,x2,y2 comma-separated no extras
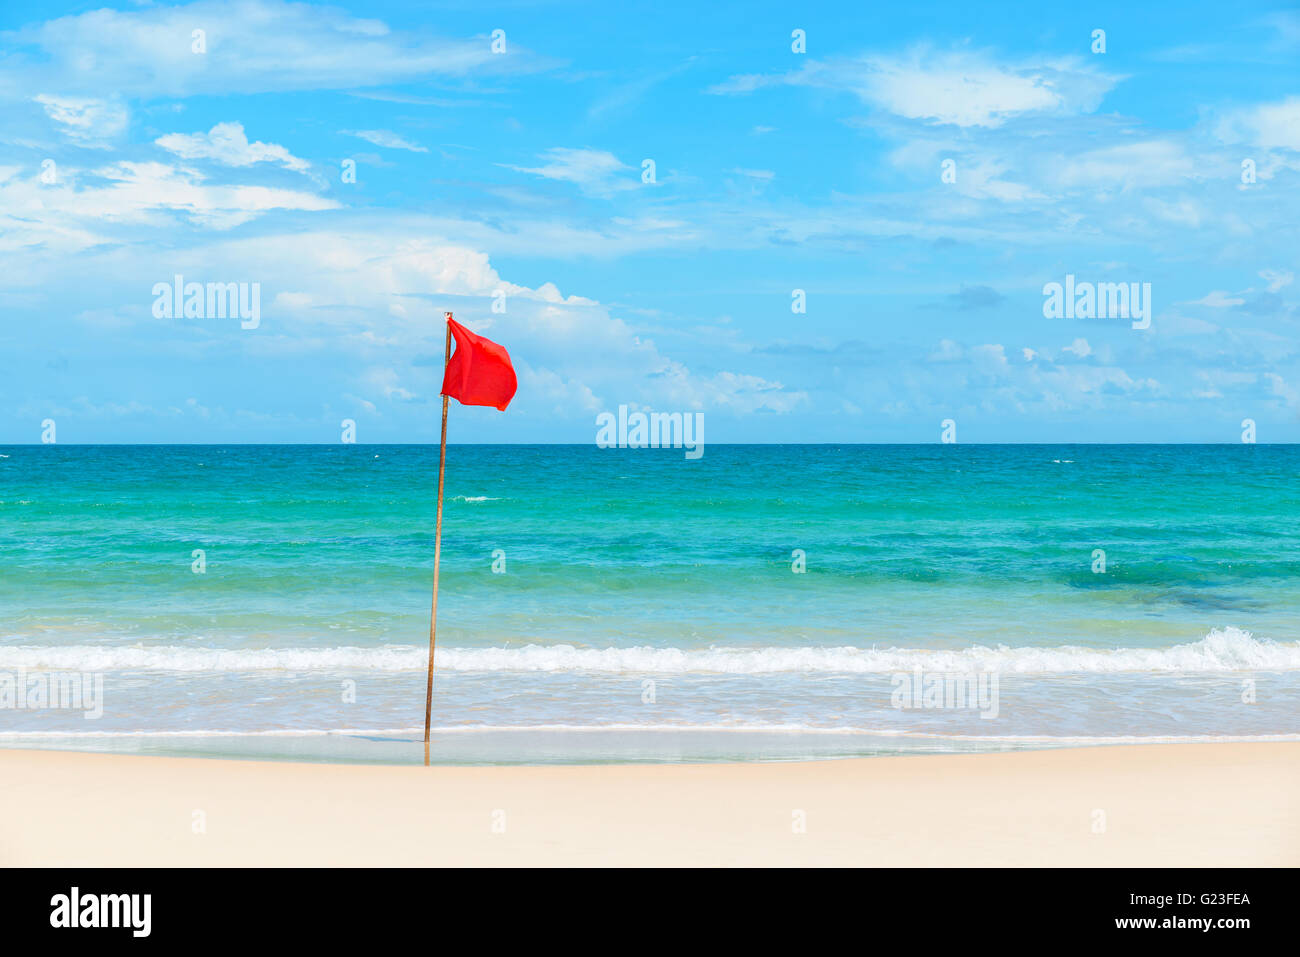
0,627,1295,674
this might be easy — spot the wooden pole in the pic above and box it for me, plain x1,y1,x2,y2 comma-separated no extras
424,312,453,765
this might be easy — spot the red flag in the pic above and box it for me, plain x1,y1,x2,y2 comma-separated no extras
440,316,517,411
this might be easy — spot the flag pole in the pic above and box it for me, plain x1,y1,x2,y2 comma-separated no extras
424,311,453,765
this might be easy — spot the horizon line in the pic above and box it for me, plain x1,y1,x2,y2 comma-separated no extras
2,442,1294,448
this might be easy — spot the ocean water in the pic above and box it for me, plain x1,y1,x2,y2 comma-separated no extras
1,444,1298,764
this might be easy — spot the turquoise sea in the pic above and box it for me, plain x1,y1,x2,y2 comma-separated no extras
1,444,1298,763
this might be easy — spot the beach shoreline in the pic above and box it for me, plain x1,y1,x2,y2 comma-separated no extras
3,741,1296,867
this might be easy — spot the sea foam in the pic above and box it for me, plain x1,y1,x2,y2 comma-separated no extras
0,627,1295,674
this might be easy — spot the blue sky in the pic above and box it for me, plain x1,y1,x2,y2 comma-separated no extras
1,0,1298,443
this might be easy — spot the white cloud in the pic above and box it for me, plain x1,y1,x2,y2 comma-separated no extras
85,161,337,229
34,94,127,146
1265,372,1300,409
971,343,1009,373
0,160,338,240
156,122,309,171
1259,269,1294,292
523,367,603,413
1055,140,1198,190
711,49,1119,128
860,56,1057,126
1215,96,1300,150
5,0,545,99
342,129,428,153
503,147,634,196
363,367,417,401
703,372,806,413
1190,291,1245,307
955,158,1041,201
889,142,1041,201
586,60,694,121
1142,196,1203,228
1034,365,1159,400
15,220,804,420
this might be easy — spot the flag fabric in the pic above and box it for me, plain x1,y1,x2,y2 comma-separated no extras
440,317,517,411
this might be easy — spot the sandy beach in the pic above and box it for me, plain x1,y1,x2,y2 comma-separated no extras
2,742,1296,867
